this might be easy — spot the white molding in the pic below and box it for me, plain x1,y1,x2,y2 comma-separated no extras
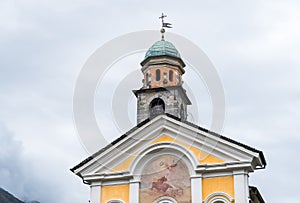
196,161,253,173
100,180,129,186
90,181,102,187
129,179,140,183
201,171,233,178
233,169,248,175
203,192,234,203
83,173,132,183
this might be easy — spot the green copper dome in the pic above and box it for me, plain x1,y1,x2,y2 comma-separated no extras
144,40,181,60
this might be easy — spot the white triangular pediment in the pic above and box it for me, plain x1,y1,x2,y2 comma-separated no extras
72,115,265,180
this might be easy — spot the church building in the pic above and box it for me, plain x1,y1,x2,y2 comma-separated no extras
71,22,266,203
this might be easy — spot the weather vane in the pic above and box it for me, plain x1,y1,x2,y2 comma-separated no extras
159,13,172,40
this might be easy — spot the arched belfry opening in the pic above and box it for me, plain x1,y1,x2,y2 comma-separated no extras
149,98,165,118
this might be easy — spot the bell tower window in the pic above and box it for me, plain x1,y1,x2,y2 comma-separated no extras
149,98,165,117
169,70,173,82
156,69,161,81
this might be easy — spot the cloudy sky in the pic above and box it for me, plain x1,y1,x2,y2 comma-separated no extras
1,0,300,203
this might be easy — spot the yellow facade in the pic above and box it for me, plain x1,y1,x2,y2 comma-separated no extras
110,155,135,172
202,176,234,201
101,184,129,203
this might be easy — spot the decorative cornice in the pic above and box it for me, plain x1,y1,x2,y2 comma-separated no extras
196,161,253,173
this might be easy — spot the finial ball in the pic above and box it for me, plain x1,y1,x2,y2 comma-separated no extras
160,28,165,33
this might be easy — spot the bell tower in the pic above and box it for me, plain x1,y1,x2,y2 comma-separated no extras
133,24,191,124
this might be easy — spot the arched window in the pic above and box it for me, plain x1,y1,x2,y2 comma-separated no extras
156,69,161,81
169,70,173,82
149,98,165,117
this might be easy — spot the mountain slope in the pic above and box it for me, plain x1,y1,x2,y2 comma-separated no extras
0,188,24,203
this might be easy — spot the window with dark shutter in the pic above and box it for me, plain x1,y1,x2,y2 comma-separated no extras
156,69,161,81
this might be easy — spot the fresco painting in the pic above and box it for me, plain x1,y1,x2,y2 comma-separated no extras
139,155,191,203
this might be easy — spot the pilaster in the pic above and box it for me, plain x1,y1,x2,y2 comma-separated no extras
191,175,202,203
90,183,101,203
129,180,139,203
233,170,249,203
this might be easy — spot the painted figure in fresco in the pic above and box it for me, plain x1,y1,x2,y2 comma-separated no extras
150,160,180,194
165,162,177,177
151,176,173,192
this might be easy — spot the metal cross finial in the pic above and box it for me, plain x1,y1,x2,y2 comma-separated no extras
159,13,167,25
159,13,172,40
